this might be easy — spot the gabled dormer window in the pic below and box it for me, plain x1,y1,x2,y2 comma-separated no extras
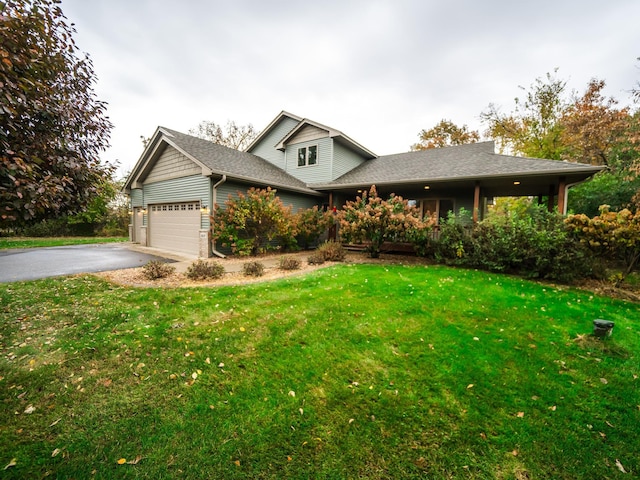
297,145,318,167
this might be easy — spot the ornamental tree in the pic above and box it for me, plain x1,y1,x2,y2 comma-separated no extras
1,0,114,227
338,185,433,258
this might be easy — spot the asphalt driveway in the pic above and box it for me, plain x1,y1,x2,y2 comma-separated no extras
0,243,177,283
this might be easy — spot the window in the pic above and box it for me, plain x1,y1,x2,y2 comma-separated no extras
297,145,318,167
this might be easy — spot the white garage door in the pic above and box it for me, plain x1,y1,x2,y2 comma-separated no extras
149,202,201,256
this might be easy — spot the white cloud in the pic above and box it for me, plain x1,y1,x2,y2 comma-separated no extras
60,0,640,176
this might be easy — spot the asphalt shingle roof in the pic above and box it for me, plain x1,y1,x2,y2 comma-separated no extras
320,141,601,187
160,127,318,194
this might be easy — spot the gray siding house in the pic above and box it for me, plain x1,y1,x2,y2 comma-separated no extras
123,111,602,258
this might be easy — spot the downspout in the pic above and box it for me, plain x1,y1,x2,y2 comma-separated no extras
210,174,227,258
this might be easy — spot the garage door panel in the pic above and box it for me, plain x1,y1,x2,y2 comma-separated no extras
149,202,200,256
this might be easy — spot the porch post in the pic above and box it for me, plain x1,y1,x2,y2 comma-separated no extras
473,182,481,223
328,192,337,241
557,177,567,215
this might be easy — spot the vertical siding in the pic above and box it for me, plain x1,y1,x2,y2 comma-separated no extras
250,116,300,169
283,137,333,184
332,142,367,180
143,175,211,229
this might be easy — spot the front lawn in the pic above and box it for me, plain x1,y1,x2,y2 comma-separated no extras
0,236,128,249
0,264,638,479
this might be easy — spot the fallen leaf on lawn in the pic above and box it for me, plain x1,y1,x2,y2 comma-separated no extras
599,432,606,438
287,456,292,461
288,390,295,397
239,327,245,332
348,418,355,424
516,412,525,418
467,384,474,389
299,408,304,415
234,460,241,466
600,378,608,385
615,459,627,473
218,363,224,368
49,418,62,427
52,448,61,457
480,432,487,440
117,458,127,465
512,450,519,456
205,357,211,364
127,455,142,465
191,372,198,380
548,405,557,411
4,458,17,470
473,337,480,341
24,405,35,414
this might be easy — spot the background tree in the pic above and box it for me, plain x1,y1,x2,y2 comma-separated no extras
189,120,257,150
1,0,114,227
560,79,633,169
411,119,480,150
481,71,568,159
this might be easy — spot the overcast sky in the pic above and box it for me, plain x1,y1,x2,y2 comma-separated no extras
59,0,640,177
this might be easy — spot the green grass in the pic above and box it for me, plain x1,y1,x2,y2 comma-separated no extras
0,236,128,249
0,264,638,479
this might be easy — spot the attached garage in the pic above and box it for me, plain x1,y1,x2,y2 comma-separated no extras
148,202,201,256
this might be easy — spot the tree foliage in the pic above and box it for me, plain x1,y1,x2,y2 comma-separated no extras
338,185,434,258
189,120,257,150
1,0,114,227
481,71,568,159
411,119,480,150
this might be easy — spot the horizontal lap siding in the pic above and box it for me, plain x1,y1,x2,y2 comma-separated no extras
143,175,211,229
145,146,201,183
250,117,300,169
215,181,322,213
333,142,367,180
284,137,333,184
131,189,143,207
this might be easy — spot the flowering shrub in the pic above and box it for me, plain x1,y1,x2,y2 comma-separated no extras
294,206,335,249
212,187,295,256
337,185,434,258
566,206,640,283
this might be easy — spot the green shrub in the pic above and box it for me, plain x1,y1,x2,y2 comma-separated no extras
307,253,326,265
185,259,225,280
294,206,335,249
142,260,176,280
242,261,265,277
316,240,346,262
279,256,301,271
433,212,472,264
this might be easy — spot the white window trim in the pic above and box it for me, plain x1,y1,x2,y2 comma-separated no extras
297,145,318,168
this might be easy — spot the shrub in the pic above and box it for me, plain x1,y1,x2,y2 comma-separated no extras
316,240,346,262
242,261,265,277
307,253,326,265
433,211,472,264
212,187,294,256
338,185,430,258
142,260,176,280
279,256,301,271
185,259,225,280
294,206,335,249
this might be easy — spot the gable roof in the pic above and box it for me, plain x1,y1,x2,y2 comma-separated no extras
311,141,603,190
246,111,376,159
124,127,320,196
245,110,302,153
275,118,377,159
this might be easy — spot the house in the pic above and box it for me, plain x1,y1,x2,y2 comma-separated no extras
123,111,603,258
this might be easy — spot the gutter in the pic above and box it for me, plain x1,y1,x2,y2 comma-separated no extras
210,175,227,258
